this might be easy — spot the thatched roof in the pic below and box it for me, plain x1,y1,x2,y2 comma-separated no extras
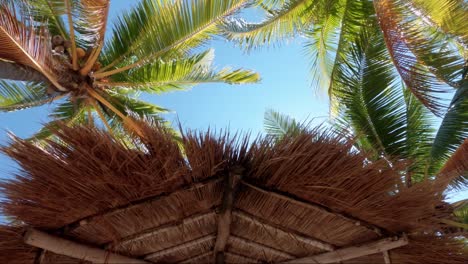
0,122,466,263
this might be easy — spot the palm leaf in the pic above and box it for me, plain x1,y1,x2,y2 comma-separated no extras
264,109,301,140
305,0,343,92
0,3,66,91
103,49,260,92
223,0,317,49
97,0,250,78
22,0,68,37
374,0,458,115
29,100,87,141
431,82,468,177
410,0,468,46
0,80,51,112
78,0,110,75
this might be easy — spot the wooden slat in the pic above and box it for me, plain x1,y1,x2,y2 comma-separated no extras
23,228,148,264
229,235,295,260
283,235,408,264
179,251,213,264
144,235,216,260
241,180,383,236
234,210,335,252
106,211,216,248
63,177,222,233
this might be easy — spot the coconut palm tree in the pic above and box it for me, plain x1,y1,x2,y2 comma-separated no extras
0,0,259,139
230,0,467,186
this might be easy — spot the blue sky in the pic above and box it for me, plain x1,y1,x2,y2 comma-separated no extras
0,2,465,202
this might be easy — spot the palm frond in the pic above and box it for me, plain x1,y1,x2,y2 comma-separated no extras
102,49,260,93
334,27,405,157
222,0,317,49
410,0,468,46
97,0,249,78
327,0,374,114
29,100,87,141
0,2,66,91
78,0,110,75
431,82,468,176
374,0,458,115
21,0,68,37
305,0,343,92
264,109,301,140
0,80,50,112
335,27,438,184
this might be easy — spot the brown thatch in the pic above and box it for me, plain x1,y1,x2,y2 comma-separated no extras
0,122,466,264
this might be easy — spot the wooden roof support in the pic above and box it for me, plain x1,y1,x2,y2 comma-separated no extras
144,234,216,261
214,169,243,263
179,251,213,264
63,177,222,233
241,180,383,236
283,235,408,264
23,228,149,264
229,235,295,260
225,252,259,263
383,250,392,264
106,211,216,249
234,210,335,252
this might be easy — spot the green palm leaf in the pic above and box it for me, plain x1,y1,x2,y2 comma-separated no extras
105,49,260,93
223,0,318,49
431,82,468,177
0,80,50,112
97,0,250,77
264,108,301,140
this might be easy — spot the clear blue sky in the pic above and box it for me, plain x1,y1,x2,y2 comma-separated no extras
0,2,465,202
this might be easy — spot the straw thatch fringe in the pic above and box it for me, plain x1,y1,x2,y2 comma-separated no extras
0,122,466,263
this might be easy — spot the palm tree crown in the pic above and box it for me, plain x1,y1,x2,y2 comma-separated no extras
227,0,467,186
0,0,260,139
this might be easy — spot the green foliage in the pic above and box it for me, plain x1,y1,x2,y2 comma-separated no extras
0,81,50,112
264,109,302,140
0,0,259,140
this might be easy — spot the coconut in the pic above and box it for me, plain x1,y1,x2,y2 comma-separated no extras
52,35,64,46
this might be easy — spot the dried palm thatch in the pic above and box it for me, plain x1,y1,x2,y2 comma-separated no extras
0,121,466,263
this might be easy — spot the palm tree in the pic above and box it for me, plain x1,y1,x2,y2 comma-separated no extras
228,0,467,186
0,0,259,139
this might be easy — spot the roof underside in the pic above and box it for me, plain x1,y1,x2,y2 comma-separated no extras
0,122,466,263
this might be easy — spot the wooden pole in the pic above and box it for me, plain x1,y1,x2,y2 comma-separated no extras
214,169,243,263
283,235,408,264
24,228,149,264
383,250,392,264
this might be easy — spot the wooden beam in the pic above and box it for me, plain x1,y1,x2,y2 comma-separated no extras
144,235,216,260
179,251,213,264
106,211,216,249
214,169,243,263
225,252,259,263
63,177,222,233
234,210,335,252
383,250,391,264
283,235,408,264
23,228,149,264
241,180,383,236
230,235,295,260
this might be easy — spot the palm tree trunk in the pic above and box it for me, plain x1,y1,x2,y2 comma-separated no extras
0,60,47,83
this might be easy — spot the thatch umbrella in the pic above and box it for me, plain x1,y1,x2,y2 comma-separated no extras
0,121,466,263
